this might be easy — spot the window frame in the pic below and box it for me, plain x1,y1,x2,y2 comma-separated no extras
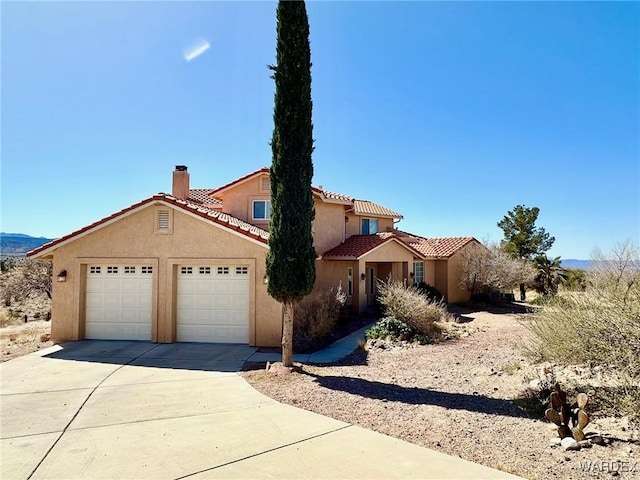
413,261,424,285
252,200,271,221
361,218,379,235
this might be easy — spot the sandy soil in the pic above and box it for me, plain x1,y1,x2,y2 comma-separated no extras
0,319,53,362
243,309,639,480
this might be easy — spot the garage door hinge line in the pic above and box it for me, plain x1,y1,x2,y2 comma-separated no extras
174,424,353,480
26,343,162,480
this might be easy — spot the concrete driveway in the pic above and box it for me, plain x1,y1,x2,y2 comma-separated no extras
1,341,522,479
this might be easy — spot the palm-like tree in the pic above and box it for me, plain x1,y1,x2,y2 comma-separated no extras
534,256,568,296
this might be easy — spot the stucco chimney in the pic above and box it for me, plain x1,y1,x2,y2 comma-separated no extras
172,165,190,199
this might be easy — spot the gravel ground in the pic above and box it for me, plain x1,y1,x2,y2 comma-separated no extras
243,309,639,480
0,319,53,362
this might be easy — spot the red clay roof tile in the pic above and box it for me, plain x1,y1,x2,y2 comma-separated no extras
396,232,477,258
322,233,424,260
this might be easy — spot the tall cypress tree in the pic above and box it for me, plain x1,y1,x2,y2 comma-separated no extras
266,0,316,367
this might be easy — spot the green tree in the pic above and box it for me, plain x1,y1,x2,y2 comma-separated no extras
534,256,567,296
497,205,555,301
266,0,316,367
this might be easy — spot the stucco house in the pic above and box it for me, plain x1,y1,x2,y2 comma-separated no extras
28,166,481,347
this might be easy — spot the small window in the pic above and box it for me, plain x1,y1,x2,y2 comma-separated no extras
361,218,379,235
124,266,136,274
252,200,271,220
413,262,424,285
90,266,101,274
217,266,230,275
157,209,171,230
107,266,119,274
141,266,153,274
235,266,248,275
347,267,353,296
199,266,211,275
181,266,193,275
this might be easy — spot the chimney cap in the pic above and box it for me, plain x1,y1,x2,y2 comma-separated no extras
175,165,188,172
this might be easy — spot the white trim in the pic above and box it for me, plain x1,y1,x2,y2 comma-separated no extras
251,199,271,221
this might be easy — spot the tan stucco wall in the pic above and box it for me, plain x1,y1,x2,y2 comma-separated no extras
345,213,394,237
446,249,472,304
423,260,436,287
314,260,358,311
218,175,271,229
313,201,346,255
434,260,448,300
44,203,282,347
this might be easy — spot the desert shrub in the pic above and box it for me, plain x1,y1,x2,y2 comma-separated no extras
366,316,444,344
562,268,587,291
293,285,346,353
376,279,451,335
366,316,412,341
415,282,444,302
0,310,20,328
523,241,640,419
528,295,570,307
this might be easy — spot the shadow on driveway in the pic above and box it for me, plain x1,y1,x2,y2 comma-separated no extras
43,340,257,372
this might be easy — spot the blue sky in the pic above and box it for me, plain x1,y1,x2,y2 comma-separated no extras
2,1,638,259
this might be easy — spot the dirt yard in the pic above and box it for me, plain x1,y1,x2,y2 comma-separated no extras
0,319,53,362
243,309,639,480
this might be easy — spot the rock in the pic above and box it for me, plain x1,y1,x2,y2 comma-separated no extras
561,437,580,450
528,379,541,390
588,434,605,445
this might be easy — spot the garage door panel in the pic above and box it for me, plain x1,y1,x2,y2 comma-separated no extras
177,325,248,344
178,282,198,295
85,265,152,341
86,279,105,293
103,281,122,294
176,265,249,344
195,296,215,309
120,294,141,308
103,294,123,308
85,295,104,308
231,282,249,295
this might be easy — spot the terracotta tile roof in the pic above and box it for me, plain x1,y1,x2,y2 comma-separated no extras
322,232,424,260
312,187,353,204
162,195,269,242
188,189,221,206
396,232,477,258
353,200,403,219
27,193,269,258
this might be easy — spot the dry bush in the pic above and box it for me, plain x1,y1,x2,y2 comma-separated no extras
0,310,20,328
458,243,535,296
524,241,640,419
293,285,346,353
376,278,451,334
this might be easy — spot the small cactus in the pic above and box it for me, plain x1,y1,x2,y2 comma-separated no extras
544,384,590,440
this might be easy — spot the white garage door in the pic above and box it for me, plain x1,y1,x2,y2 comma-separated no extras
176,265,249,343
85,265,153,341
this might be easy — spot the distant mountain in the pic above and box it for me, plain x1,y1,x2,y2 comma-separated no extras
561,259,592,270
0,233,54,256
